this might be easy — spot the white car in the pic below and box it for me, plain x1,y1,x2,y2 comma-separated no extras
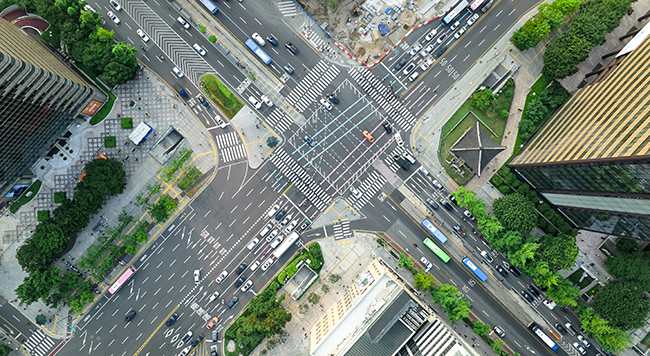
109,0,121,11
178,347,191,356
193,43,206,56
215,115,227,128
319,98,333,111
261,95,273,107
421,45,433,58
193,270,200,285
172,66,183,78
420,257,432,268
467,13,479,26
350,186,362,199
280,214,292,227
107,11,120,24
409,43,422,56
420,57,434,71
247,238,259,250
261,258,273,271
252,32,265,46
208,291,220,302
402,63,416,76
409,71,420,82
425,29,437,41
394,132,404,146
454,27,466,39
248,96,262,109
577,335,591,348
267,204,279,219
284,220,298,234
266,229,279,243
240,280,253,292
177,16,190,29
215,271,228,284
250,261,260,272
450,21,460,31
136,29,149,42
572,342,586,355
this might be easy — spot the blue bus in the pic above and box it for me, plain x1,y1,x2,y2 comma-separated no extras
462,256,488,281
245,39,272,65
442,0,469,24
422,219,448,244
199,0,218,14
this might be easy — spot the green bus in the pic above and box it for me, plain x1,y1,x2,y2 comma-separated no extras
423,238,451,263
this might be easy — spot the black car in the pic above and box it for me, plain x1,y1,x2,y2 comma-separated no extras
327,92,339,104
555,323,567,335
394,155,409,170
275,210,286,221
236,263,247,275
198,95,210,108
434,46,448,58
480,0,493,13
285,42,298,55
496,265,508,277
439,199,453,211
125,310,136,322
191,335,204,347
226,296,239,309
508,265,521,277
166,313,179,326
395,57,408,70
521,290,534,303
234,275,246,288
528,285,541,297
382,122,392,133
448,194,457,205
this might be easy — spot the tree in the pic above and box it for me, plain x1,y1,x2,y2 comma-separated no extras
477,216,504,241
415,273,435,291
16,221,67,273
537,234,579,271
15,267,61,306
491,230,523,255
80,158,126,197
0,344,11,356
447,298,471,325
266,136,278,148
604,250,650,292
471,89,494,110
592,280,650,330
150,194,178,223
511,27,537,51
209,35,217,43
525,98,548,125
493,193,537,234
473,321,491,337
453,188,486,215
510,242,539,268
542,28,593,79
540,81,569,109
546,279,580,307
615,238,638,254
578,305,630,354
103,62,134,87
431,284,460,310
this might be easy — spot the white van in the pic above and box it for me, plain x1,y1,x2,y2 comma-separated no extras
259,224,273,237
403,151,416,165
252,33,265,46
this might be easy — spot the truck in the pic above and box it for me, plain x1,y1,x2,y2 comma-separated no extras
173,83,188,98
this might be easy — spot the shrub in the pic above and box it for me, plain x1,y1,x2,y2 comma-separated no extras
177,166,202,190
37,210,50,222
120,117,133,129
54,192,66,204
10,180,42,213
104,136,116,147
208,35,216,43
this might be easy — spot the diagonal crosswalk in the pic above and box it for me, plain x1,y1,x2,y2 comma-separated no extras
286,60,340,113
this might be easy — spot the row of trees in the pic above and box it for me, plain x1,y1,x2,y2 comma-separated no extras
517,80,569,142
511,0,580,51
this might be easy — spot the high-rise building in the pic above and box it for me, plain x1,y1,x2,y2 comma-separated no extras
0,18,106,201
509,25,650,240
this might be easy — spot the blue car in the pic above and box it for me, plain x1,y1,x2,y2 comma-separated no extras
304,136,316,147
266,35,277,46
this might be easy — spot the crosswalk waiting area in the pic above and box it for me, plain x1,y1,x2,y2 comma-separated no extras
215,131,247,163
346,170,387,211
285,60,340,113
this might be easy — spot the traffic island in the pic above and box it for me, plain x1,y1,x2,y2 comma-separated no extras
200,74,243,119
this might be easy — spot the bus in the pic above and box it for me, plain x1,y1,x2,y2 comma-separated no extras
469,0,487,11
108,266,136,295
423,238,450,263
199,0,218,14
442,0,469,25
245,39,272,65
272,232,300,261
528,322,559,351
461,256,488,281
422,219,448,244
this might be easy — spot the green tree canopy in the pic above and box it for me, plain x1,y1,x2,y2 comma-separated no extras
491,230,523,255
546,278,580,307
470,89,494,110
604,250,650,292
592,280,650,330
493,193,537,234
415,272,435,291
537,233,579,271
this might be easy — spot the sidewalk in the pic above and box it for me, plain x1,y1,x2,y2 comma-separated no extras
0,67,217,341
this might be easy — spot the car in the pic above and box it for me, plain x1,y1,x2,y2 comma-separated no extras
573,342,586,355
173,67,183,78
194,269,201,284
208,291,220,303
394,132,404,146
191,335,204,347
193,43,206,56
211,330,219,343
261,95,273,107
508,265,521,277
454,27,466,39
275,210,286,221
266,229,279,242
299,220,310,231
248,96,262,109
578,335,591,348
395,58,408,70
362,130,374,143
136,29,149,42
285,220,298,233
327,92,339,104
450,21,460,31
198,95,209,108
426,198,439,210
480,250,493,263
432,179,443,190
402,63,416,76
280,214,292,226
125,310,136,322
350,186,363,199
421,44,433,57
250,261,260,271
178,347,191,356
267,204,280,219
521,290,534,303
285,41,298,55
177,16,190,29
434,46,448,58
382,122,392,133
496,265,508,277
409,71,420,81
319,98,333,111
241,279,253,292
305,136,316,147
215,270,228,284
226,296,239,309
419,167,430,177
481,0,493,12
425,29,437,41
261,258,273,271
107,11,120,24
420,257,432,268
420,57,434,71
467,13,479,26
247,238,259,250
439,198,453,211
409,44,422,56
266,35,277,46
453,224,462,232
528,285,541,297
284,64,294,74
206,316,219,329
157,54,165,61
565,323,579,335
493,326,505,338
236,263,247,275
252,32,265,46
436,33,448,44
166,313,179,326
464,210,475,220
109,0,121,11
394,156,409,171
180,330,193,344
543,299,557,310
555,323,567,334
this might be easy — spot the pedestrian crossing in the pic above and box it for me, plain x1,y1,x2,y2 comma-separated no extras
266,108,295,133
348,68,417,132
270,148,332,211
347,171,387,211
333,219,352,240
384,146,410,172
286,60,340,113
303,26,340,61
277,0,298,16
23,330,55,356
215,131,247,163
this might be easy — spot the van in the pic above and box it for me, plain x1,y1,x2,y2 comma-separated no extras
252,33,265,46
259,224,273,237
403,151,416,165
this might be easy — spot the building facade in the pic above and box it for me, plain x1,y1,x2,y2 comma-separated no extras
509,24,650,240
0,18,105,201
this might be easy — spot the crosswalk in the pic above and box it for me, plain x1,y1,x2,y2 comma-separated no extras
347,171,387,211
285,60,340,113
270,148,332,211
23,330,55,356
277,0,298,16
215,131,247,163
265,108,295,133
348,68,417,132
384,146,410,172
333,219,352,240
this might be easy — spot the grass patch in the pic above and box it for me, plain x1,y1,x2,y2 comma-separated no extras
177,166,202,190
37,210,50,222
41,26,61,49
201,74,243,119
568,270,593,289
104,136,117,147
10,180,42,213
513,74,553,154
121,117,133,129
54,191,66,203
586,285,600,296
